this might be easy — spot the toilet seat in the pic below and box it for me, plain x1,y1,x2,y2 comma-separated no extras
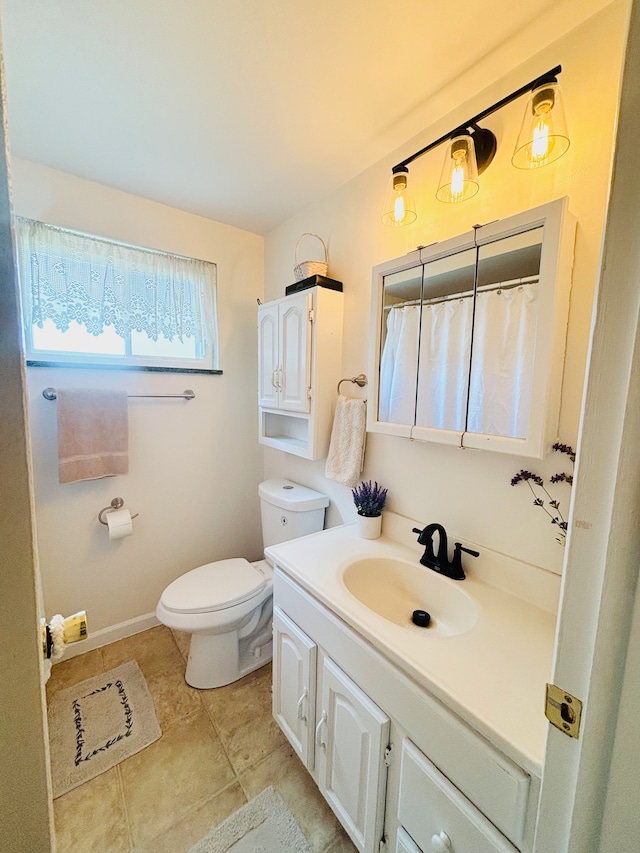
160,558,266,615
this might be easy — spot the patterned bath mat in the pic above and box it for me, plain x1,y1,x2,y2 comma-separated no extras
187,786,311,853
48,660,161,798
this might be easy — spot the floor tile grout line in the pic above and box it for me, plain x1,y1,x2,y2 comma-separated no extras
116,763,136,853
138,779,248,852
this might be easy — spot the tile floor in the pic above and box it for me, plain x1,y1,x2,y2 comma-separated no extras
47,625,356,853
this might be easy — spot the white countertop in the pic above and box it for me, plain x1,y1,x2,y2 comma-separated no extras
266,519,557,775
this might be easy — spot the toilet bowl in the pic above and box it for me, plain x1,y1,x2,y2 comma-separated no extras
156,479,328,689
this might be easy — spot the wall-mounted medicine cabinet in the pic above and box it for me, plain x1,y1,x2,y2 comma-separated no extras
367,198,576,458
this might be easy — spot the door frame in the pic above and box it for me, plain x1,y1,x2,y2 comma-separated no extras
534,2,640,849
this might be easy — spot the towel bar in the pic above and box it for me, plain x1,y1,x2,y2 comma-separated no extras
337,374,368,395
43,387,195,401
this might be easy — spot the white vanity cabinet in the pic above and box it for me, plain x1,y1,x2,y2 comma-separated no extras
315,653,390,853
273,606,390,853
258,286,343,459
272,607,316,768
273,570,537,853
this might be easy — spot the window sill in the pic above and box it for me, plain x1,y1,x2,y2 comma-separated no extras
27,360,223,375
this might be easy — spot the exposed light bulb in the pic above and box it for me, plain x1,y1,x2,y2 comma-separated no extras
436,135,479,203
531,118,551,163
393,194,406,224
512,81,569,170
449,156,466,201
382,168,417,226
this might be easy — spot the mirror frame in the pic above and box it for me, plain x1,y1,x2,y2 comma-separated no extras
367,197,576,458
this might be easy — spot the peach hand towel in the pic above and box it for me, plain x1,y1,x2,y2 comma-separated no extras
57,389,129,484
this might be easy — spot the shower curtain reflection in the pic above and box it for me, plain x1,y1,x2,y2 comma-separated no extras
379,281,538,437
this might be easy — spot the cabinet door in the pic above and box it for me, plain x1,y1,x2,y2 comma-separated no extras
258,301,280,408
279,291,311,413
272,607,316,769
315,654,390,853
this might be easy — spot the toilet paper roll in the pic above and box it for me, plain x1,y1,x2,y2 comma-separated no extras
106,507,133,540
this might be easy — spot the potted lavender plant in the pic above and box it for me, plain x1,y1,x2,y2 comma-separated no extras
352,480,388,540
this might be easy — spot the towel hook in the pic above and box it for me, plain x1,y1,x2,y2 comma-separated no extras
337,374,368,395
98,497,139,525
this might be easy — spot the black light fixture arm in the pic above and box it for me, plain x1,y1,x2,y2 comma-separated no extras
391,64,562,174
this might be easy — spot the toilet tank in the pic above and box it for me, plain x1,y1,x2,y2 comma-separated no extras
259,479,329,551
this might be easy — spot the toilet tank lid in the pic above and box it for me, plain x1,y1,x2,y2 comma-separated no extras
259,479,329,511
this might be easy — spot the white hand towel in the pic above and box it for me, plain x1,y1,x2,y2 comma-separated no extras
325,396,366,487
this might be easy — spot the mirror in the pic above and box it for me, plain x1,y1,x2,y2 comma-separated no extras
466,227,543,438
369,199,575,457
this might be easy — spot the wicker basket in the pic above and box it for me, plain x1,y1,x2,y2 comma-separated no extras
294,233,328,281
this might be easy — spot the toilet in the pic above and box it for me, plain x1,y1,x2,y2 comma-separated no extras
156,479,328,689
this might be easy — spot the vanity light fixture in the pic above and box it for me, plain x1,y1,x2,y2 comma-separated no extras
383,65,567,221
436,126,497,203
512,79,570,169
381,165,418,226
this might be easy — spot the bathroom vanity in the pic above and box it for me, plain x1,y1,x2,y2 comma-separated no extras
267,517,557,853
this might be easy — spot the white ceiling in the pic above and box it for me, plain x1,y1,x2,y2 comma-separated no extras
1,0,613,235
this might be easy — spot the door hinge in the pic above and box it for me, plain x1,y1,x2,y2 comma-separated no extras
545,683,582,739
383,744,393,768
307,387,313,399
308,308,315,323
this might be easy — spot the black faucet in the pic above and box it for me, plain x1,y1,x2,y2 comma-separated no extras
412,524,479,580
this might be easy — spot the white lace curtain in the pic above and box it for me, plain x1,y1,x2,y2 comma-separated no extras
379,281,538,437
15,217,218,346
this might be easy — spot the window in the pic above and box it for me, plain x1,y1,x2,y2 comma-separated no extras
15,218,220,372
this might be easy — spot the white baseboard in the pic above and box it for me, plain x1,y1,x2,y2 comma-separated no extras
57,612,160,661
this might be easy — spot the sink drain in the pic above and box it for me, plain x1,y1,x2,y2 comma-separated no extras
412,609,431,627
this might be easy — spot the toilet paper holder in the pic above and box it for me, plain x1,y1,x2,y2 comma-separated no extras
98,497,139,525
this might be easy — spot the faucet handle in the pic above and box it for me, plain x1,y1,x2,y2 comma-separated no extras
450,543,480,580
412,526,425,542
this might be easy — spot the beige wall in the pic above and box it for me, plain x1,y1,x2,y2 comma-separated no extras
263,2,627,578
13,159,265,635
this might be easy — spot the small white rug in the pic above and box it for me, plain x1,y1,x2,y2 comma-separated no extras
187,786,311,853
48,660,161,798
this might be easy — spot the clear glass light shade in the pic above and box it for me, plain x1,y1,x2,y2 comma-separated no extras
436,135,479,203
382,170,417,226
512,81,570,169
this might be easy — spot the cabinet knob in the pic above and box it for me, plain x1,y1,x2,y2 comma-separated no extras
430,831,451,851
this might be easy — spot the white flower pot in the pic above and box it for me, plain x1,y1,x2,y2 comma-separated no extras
356,513,382,540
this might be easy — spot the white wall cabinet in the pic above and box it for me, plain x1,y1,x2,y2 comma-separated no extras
258,286,343,459
258,291,311,413
273,572,536,853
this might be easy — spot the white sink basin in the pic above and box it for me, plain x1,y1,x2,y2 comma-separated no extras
341,556,479,637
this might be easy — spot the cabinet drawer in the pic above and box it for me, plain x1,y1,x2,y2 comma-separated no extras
396,827,421,852
398,739,518,853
